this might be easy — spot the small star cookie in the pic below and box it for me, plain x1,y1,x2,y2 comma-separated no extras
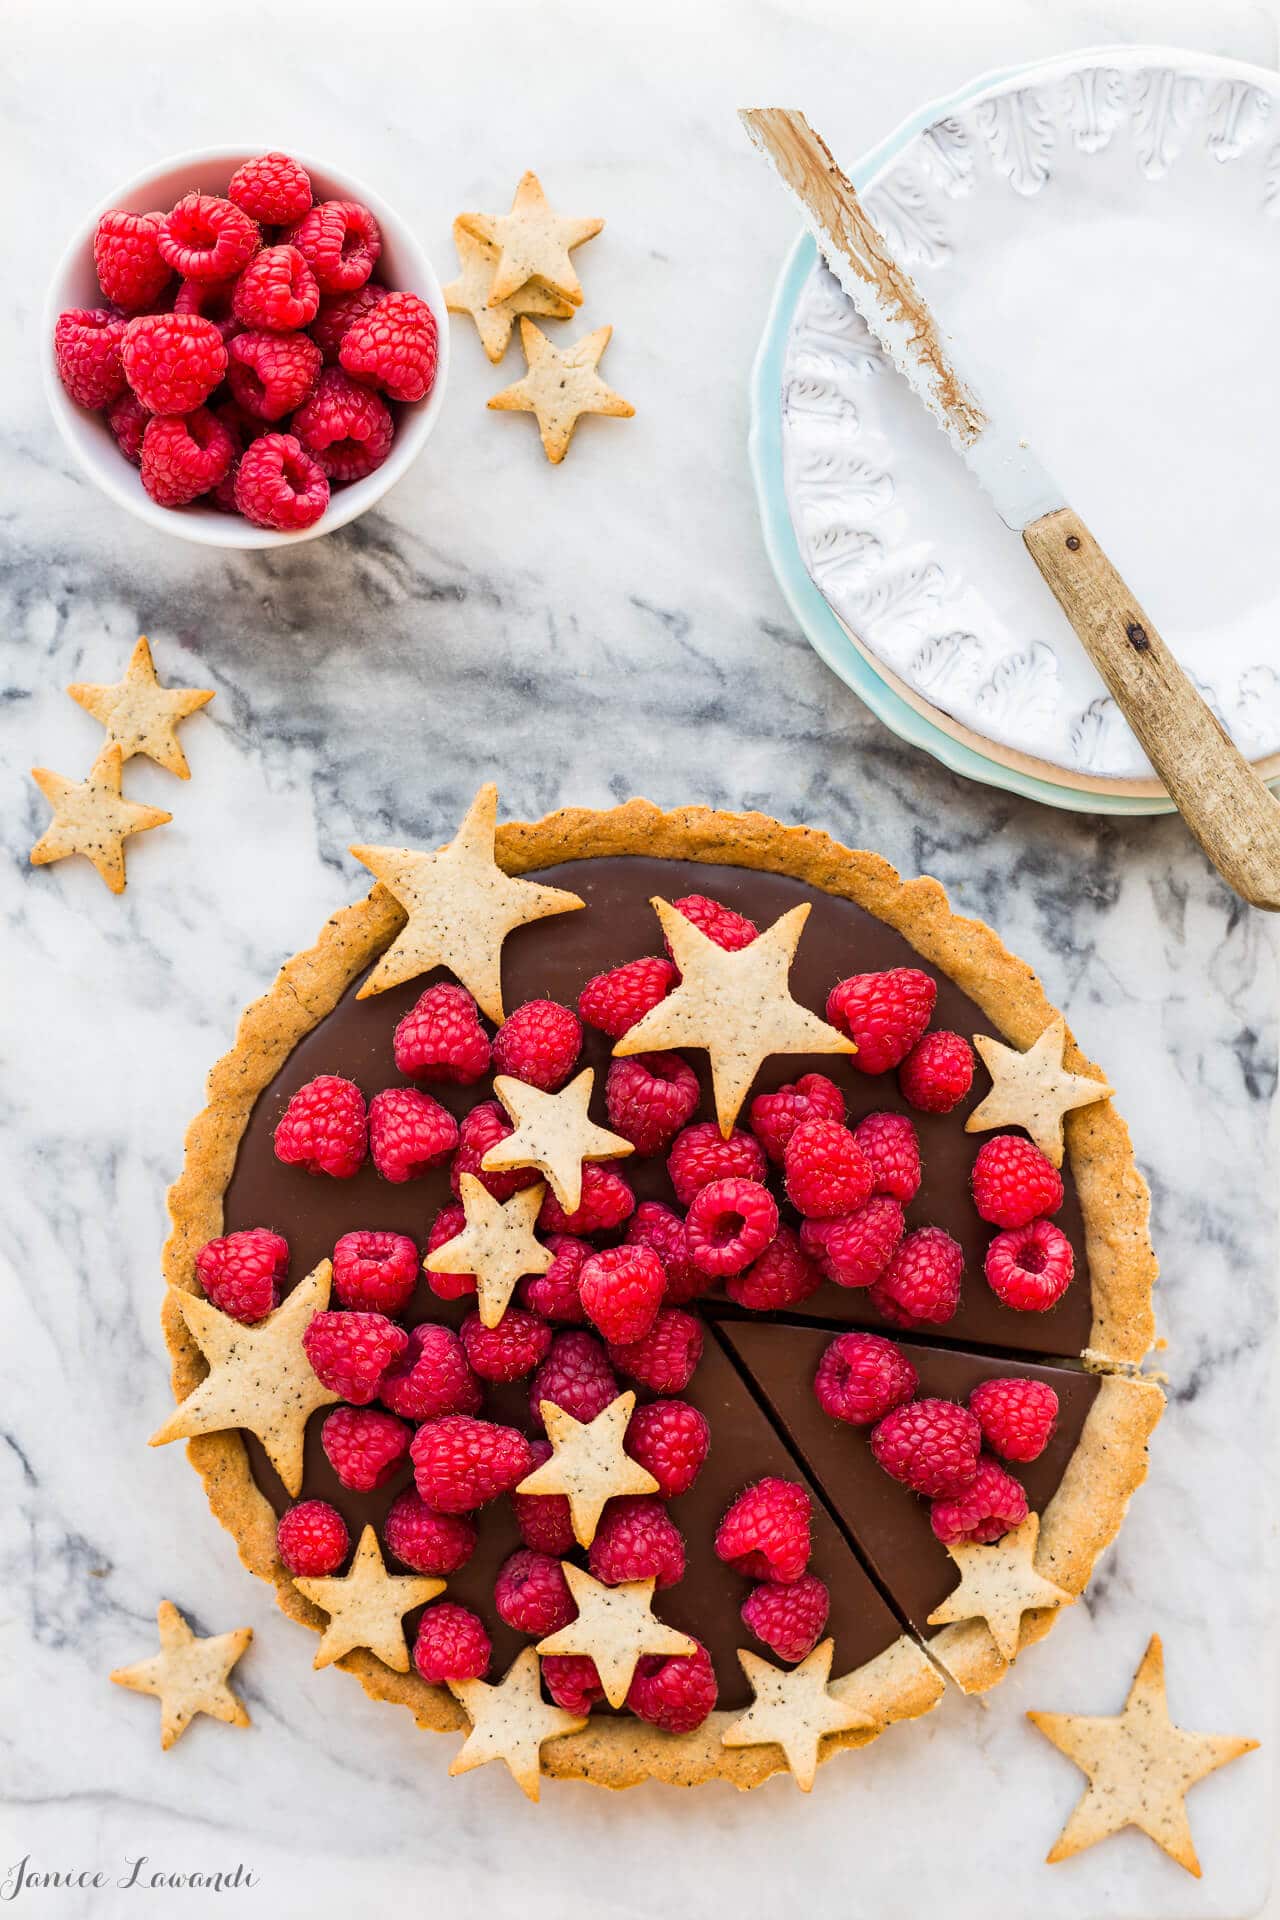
1028,1634,1258,1877
536,1563,695,1707
488,320,634,464
457,171,603,307
515,1391,658,1547
350,783,584,1019
926,1513,1073,1662
110,1601,252,1750
966,1015,1111,1168
721,1639,873,1791
443,221,574,363
448,1646,587,1801
423,1173,552,1329
67,635,214,779
483,1068,632,1213
293,1525,444,1671
29,743,171,895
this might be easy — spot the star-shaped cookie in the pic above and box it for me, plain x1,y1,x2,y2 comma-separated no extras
536,1563,695,1707
448,1646,587,1801
926,1513,1073,1662
457,171,603,307
966,1014,1111,1168
149,1260,340,1497
614,898,856,1135
67,635,214,779
721,1639,874,1791
515,1391,658,1547
110,1601,252,1750
443,221,574,363
29,743,171,895
293,1525,444,1671
1028,1634,1258,1876
350,783,583,1018
482,1068,632,1213
488,321,634,464
423,1173,552,1329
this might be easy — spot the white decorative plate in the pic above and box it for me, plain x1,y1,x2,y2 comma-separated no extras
776,47,1280,789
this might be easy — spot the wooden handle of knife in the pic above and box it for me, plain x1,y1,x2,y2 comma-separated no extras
1024,507,1280,909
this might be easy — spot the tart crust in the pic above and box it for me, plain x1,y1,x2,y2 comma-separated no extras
161,801,1160,1788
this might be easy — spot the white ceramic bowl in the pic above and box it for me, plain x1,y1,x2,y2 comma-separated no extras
43,146,449,549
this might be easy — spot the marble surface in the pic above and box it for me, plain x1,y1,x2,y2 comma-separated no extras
2,0,1277,1915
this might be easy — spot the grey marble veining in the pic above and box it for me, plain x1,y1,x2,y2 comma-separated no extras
2,0,1277,1915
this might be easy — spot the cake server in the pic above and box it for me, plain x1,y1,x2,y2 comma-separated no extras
741,106,1280,911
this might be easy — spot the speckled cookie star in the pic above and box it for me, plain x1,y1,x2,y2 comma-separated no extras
448,1646,587,1801
457,171,603,307
29,743,171,895
350,784,584,1018
423,1173,552,1328
293,1525,444,1672
721,1639,874,1791
966,1015,1111,1168
536,1563,695,1707
515,1391,658,1547
926,1513,1072,1662
110,1601,252,1750
443,221,574,363
483,1068,632,1213
67,635,214,779
614,898,856,1135
488,321,634,464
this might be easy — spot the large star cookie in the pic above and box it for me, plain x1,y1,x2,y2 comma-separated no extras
29,743,171,894
110,1601,252,1750
457,171,602,307
68,635,214,779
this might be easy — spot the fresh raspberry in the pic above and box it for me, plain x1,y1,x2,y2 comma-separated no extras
494,1550,576,1635
303,1309,408,1404
228,151,313,227
826,968,936,1074
749,1072,844,1164
105,388,149,464
969,1376,1060,1462
93,210,170,314
368,1086,457,1182
741,1573,830,1663
273,1074,367,1177
139,407,234,508
626,1642,717,1734
541,1654,605,1714
984,1218,1075,1312
930,1456,1029,1545
971,1136,1065,1229
413,1602,490,1684
383,1489,477,1575
380,1323,481,1420
491,998,582,1091
288,199,381,294
900,1030,975,1113
519,1233,590,1322
876,1225,963,1325
227,329,320,421
410,1415,534,1513
509,1439,576,1554
460,1307,551,1382
605,1052,699,1156
799,1196,904,1290
194,1226,288,1323
320,1404,411,1491
529,1330,619,1427
625,1201,708,1305
339,287,437,401
783,1118,874,1219
159,194,259,284
538,1161,635,1236
231,244,319,333
451,1099,538,1202
393,982,490,1084
715,1479,811,1583
589,1496,685,1588
623,1399,709,1497
310,283,389,364
54,309,126,408
276,1500,348,1577
578,1244,665,1345
173,276,241,344
667,893,758,952
423,1203,476,1300
233,432,329,530
726,1223,822,1310
814,1330,918,1425
685,1177,778,1278
667,1121,767,1206
577,955,677,1037
332,1228,418,1315
853,1110,922,1203
870,1398,982,1498
291,366,393,482
608,1308,702,1393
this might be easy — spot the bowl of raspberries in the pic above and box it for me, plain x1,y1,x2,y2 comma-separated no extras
46,147,448,546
